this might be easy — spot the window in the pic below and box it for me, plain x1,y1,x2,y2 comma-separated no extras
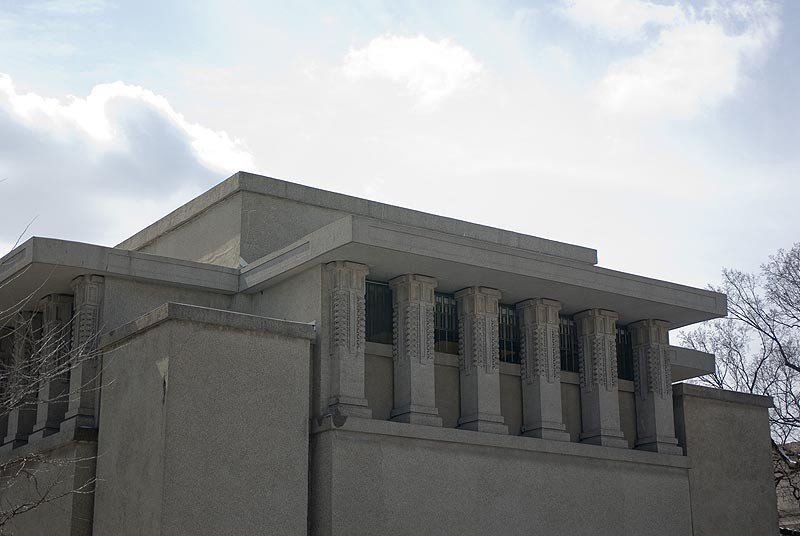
434,292,459,354
366,286,461,353
498,304,520,363
559,315,579,372
616,325,634,381
365,281,393,344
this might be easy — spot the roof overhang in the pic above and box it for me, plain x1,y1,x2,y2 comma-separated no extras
119,172,599,265
0,238,239,312
240,216,727,328
2,218,727,330
671,346,716,381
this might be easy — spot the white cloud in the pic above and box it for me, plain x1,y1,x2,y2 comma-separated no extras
0,1,792,295
0,73,253,249
559,0,684,41
341,34,483,109
170,6,797,290
0,75,253,173
592,1,779,119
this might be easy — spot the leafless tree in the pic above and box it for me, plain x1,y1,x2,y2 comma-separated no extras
0,268,102,534
681,243,800,514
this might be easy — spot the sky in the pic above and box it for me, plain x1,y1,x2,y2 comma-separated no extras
0,0,797,294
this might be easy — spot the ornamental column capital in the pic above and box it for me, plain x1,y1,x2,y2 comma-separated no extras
628,318,681,454
388,274,441,426
517,298,569,441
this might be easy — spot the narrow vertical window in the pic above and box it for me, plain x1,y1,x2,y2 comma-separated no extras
365,281,393,344
498,304,520,363
616,325,634,381
434,292,458,354
559,315,579,372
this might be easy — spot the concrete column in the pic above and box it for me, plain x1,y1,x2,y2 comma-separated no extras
575,309,628,448
388,274,442,426
62,275,104,432
517,299,570,441
29,294,74,440
325,261,372,419
3,311,42,449
455,287,507,434
0,326,14,442
629,319,682,454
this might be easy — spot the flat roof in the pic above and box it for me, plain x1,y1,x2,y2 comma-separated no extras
239,216,726,328
0,238,239,312
117,171,599,265
1,220,726,329
1,174,726,329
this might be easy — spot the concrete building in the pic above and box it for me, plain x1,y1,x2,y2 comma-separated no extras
0,172,779,535
776,443,800,531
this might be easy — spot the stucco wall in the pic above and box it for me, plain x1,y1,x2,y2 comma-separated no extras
93,308,313,535
674,383,779,536
310,418,692,536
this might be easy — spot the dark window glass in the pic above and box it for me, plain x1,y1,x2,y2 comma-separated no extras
616,326,634,381
498,304,520,363
365,282,393,344
434,293,459,354
559,315,579,372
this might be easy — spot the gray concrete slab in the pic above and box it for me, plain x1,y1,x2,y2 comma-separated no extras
118,171,599,265
0,238,239,312
240,216,726,327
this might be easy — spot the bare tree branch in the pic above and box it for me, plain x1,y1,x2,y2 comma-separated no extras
680,243,800,527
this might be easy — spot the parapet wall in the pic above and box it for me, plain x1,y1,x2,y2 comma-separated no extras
673,383,779,536
310,417,693,536
307,382,781,536
92,303,314,536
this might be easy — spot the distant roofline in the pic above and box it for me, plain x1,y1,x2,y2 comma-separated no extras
116,171,599,265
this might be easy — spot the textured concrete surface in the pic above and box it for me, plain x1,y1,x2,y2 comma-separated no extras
323,261,371,419
310,417,692,536
93,304,313,535
107,171,724,327
0,438,97,536
365,351,393,421
138,190,244,267
101,277,239,333
575,309,627,448
237,215,726,328
0,237,239,314
671,345,715,381
630,320,682,454
456,287,507,434
674,383,779,536
388,274,441,426
363,345,642,447
0,173,778,536
518,298,570,441
435,359,461,429
119,171,598,264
